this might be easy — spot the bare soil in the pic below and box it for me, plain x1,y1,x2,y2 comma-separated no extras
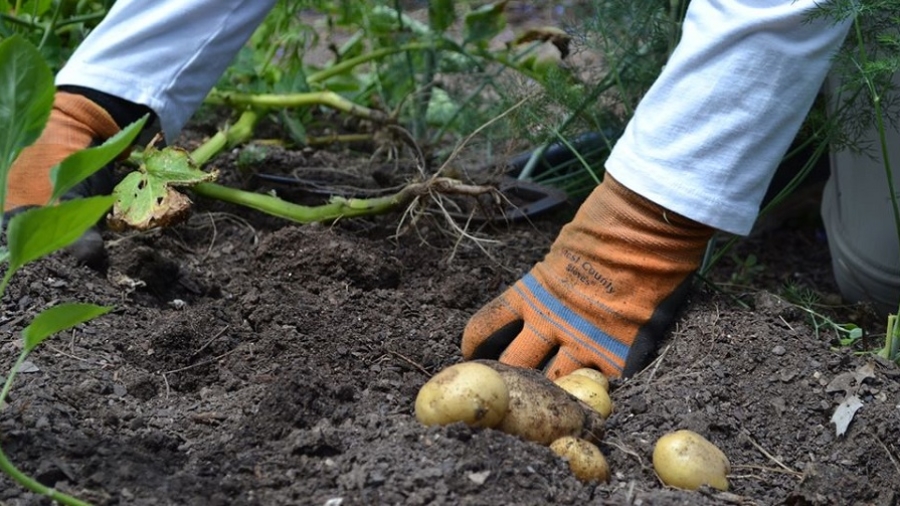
1,131,899,506
3,2,900,503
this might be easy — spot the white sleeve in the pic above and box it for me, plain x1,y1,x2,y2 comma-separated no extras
606,0,851,235
56,0,277,142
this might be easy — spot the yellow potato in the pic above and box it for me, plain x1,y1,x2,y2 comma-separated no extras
652,430,730,491
475,360,605,445
567,368,610,392
415,362,509,429
555,374,614,419
550,436,610,483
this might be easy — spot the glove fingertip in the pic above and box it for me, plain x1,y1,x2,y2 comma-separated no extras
463,319,524,360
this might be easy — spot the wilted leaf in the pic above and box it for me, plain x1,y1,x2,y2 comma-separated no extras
831,395,863,437
18,361,40,373
512,26,572,59
825,362,876,394
467,470,491,485
109,146,218,231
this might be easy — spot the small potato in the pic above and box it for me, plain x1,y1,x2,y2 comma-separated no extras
555,374,614,419
550,436,610,483
475,360,605,445
652,430,730,491
415,362,509,429
567,368,610,392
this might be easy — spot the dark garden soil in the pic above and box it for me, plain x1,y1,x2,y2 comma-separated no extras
3,2,900,502
1,133,899,506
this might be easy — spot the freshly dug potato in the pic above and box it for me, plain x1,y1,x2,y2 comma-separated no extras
415,362,509,429
550,436,610,483
475,360,604,445
554,374,614,419
567,368,610,392
652,430,730,491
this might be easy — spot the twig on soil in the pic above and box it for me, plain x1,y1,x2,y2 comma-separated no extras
697,489,759,505
161,373,170,400
742,430,800,477
160,346,243,399
871,430,900,476
386,350,430,376
190,325,230,359
778,315,795,332
730,464,804,477
604,438,646,468
203,212,218,262
639,342,672,395
45,343,92,364
163,346,242,376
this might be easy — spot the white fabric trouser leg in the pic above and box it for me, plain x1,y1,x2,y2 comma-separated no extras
56,0,277,142
606,0,852,235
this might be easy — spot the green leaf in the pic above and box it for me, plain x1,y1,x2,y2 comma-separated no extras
463,1,508,45
426,88,459,126
0,35,54,187
429,0,456,33
6,195,115,273
22,303,112,352
49,115,148,201
18,0,53,17
109,146,217,231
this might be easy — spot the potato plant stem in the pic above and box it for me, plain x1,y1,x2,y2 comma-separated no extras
190,109,261,166
191,182,404,223
205,90,392,124
305,42,435,84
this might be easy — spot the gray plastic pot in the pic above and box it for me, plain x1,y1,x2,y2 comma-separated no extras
821,116,900,317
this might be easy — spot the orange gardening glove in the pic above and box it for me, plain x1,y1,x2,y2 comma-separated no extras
5,91,120,211
462,175,714,379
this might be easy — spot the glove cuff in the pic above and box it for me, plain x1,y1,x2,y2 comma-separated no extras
54,91,121,141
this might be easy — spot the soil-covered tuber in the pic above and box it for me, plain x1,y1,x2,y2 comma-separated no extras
475,360,605,445
414,362,509,428
549,436,610,483
652,429,730,491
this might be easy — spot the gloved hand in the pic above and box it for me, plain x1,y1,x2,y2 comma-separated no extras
5,92,121,265
462,175,714,379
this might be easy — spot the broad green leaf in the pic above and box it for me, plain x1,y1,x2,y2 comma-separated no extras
426,88,459,126
0,35,54,181
18,0,53,17
22,303,112,352
49,114,148,201
369,5,432,37
109,146,217,231
429,0,456,33
6,195,115,273
463,1,508,45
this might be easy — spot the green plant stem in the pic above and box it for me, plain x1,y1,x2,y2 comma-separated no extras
0,13,37,29
0,449,91,506
307,43,438,85
852,18,900,254
517,60,630,181
0,351,90,506
205,90,393,124
37,0,62,50
191,181,406,223
190,109,262,166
